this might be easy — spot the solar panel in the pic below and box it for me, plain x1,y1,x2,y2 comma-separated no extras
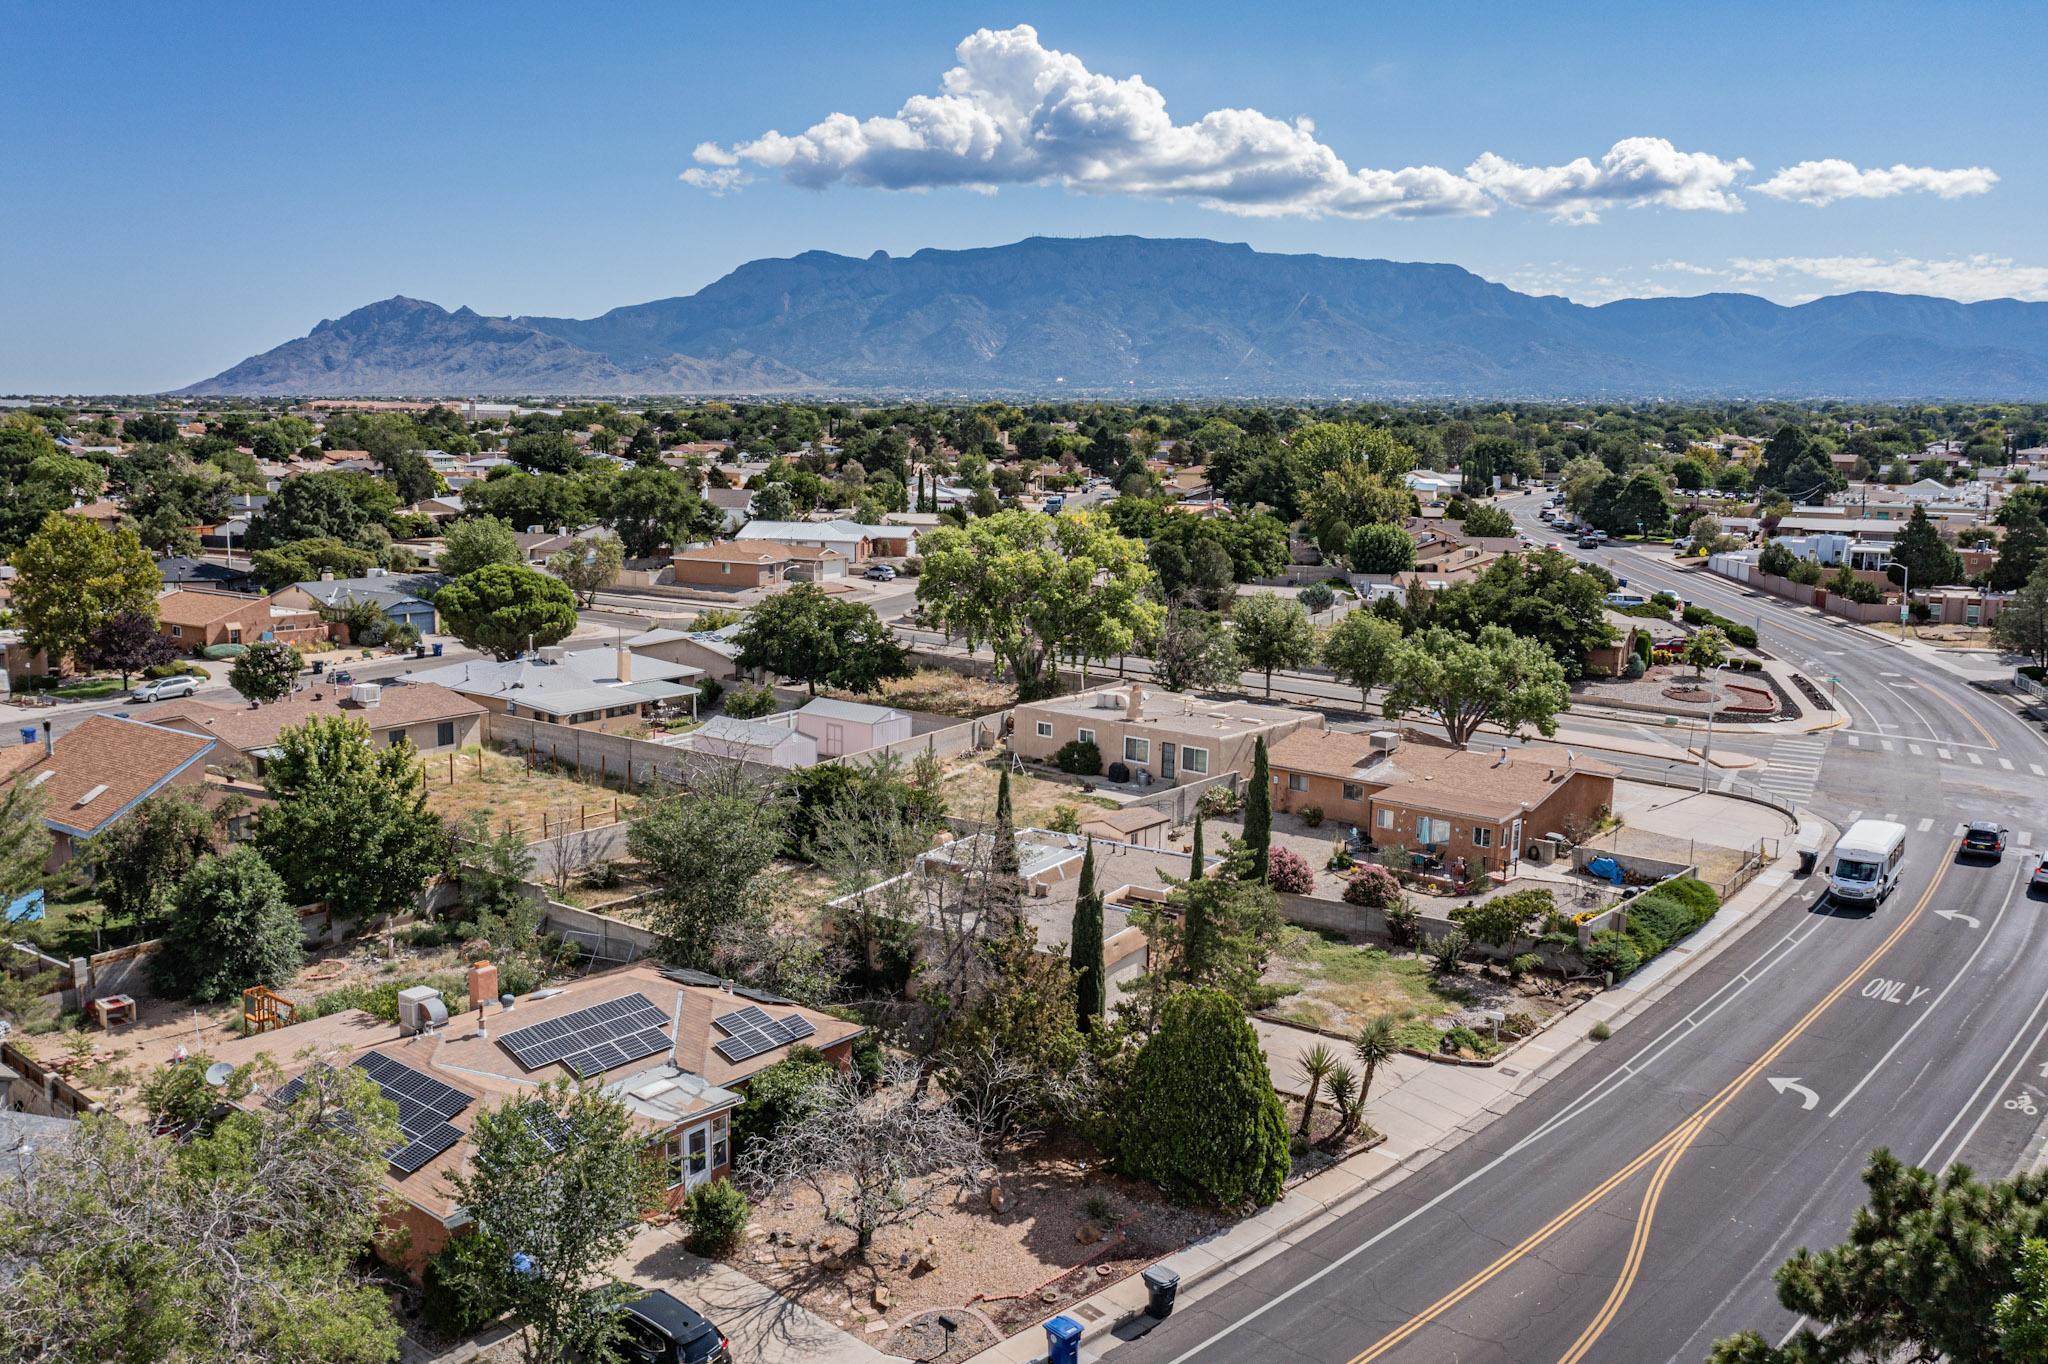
713,1005,775,1035
772,1015,817,1045
731,984,796,1006
711,1005,815,1064
521,1102,572,1154
387,1122,462,1174
498,993,670,1074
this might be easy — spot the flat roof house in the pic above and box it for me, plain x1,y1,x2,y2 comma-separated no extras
0,715,214,868
733,519,916,560
205,961,862,1274
1009,685,1325,788
625,624,745,682
1265,729,1616,880
406,645,702,730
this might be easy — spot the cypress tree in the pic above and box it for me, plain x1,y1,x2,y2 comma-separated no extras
1070,839,1105,1032
991,769,1020,881
1244,737,1272,883
1115,988,1290,1207
1190,813,1206,878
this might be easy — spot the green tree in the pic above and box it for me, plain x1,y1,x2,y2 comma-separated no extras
11,512,162,667
731,1047,835,1158
1295,1043,1340,1138
1348,523,1416,574
915,509,1161,699
248,536,376,590
1230,593,1317,698
229,638,303,703
1995,563,2048,669
545,532,624,607
440,516,524,578
255,715,446,920
506,428,584,475
1115,989,1289,1207
246,473,370,550
148,848,304,1001
1323,610,1403,712
1166,868,1283,1002
451,1082,666,1364
1997,1238,2048,1359
1684,625,1728,679
1460,503,1516,538
1994,495,2048,594
1383,626,1570,748
734,584,909,696
78,789,216,936
1709,1151,2048,1364
626,769,784,967
1583,466,1672,537
1244,742,1271,877
1150,604,1243,694
450,811,541,954
1353,1013,1400,1110
606,466,719,557
435,563,579,660
1889,504,1965,589
0,1065,402,1364
81,608,177,685
0,783,56,1024
1070,839,1106,1032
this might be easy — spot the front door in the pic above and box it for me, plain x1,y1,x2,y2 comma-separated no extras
825,721,845,756
1160,743,1177,781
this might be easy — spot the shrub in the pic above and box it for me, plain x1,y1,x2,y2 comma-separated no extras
1583,929,1641,979
1655,875,1720,924
1623,652,1647,679
1440,1025,1492,1058
1054,738,1103,776
1342,865,1402,909
1622,893,1693,954
418,1232,512,1340
1045,803,1082,834
1267,846,1315,894
1382,898,1421,948
731,1046,833,1156
695,678,724,711
582,860,624,890
1650,591,1678,609
722,683,778,719
1394,1019,1442,1051
1115,989,1290,1207
1508,952,1542,982
1197,784,1242,817
1909,600,1933,623
1424,929,1470,974
683,1179,752,1257
1299,583,1336,613
1453,888,1554,948
1588,1020,1613,1041
1297,803,1324,828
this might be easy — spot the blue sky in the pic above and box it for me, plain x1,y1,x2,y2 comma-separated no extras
7,0,2043,392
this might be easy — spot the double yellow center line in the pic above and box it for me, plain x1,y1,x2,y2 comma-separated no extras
1350,845,1956,1364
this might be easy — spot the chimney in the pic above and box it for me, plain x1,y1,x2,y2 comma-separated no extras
1126,686,1144,721
615,647,632,683
41,721,52,757
675,989,715,1074
319,570,335,582
466,960,498,1009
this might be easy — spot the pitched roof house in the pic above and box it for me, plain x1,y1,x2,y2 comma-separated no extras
406,646,702,729
0,715,215,867
148,681,485,761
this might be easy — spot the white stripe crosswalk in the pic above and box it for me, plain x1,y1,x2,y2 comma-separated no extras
1755,735,1831,806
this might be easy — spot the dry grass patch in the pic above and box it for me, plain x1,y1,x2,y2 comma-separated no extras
421,745,639,837
938,758,1117,829
838,668,1016,718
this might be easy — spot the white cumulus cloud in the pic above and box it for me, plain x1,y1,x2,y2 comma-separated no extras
687,27,1757,222
1752,159,1999,206
1465,138,1751,224
1728,254,2048,302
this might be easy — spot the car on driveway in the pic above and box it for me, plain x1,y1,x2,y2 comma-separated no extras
130,675,200,703
864,564,897,582
1961,821,2010,860
586,1288,731,1364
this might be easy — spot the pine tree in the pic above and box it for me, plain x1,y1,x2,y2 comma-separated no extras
1244,737,1272,883
1069,839,1105,1032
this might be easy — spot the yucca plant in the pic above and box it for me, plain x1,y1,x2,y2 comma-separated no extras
1318,1063,1361,1152
1294,1043,1340,1138
1353,1014,1401,1119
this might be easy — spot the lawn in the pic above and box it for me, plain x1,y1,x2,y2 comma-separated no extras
421,745,640,837
1262,927,1475,1034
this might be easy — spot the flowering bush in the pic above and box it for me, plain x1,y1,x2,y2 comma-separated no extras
1342,864,1402,908
1268,846,1315,894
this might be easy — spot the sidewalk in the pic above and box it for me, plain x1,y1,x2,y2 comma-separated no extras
963,810,1832,1364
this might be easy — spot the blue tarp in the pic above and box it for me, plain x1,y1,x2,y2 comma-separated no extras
6,888,44,923
1586,855,1625,886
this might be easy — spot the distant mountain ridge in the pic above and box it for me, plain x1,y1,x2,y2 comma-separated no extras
182,236,2048,398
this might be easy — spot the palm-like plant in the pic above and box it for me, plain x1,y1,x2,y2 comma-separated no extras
1319,1064,1360,1152
1354,1014,1401,1114
1295,1043,1340,1138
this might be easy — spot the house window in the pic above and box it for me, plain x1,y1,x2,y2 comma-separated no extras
1473,827,1494,848
1418,816,1451,846
721,562,731,575
228,628,242,645
1035,721,1053,738
1287,773,1309,792
1376,809,1395,830
170,625,183,639
1077,727,1094,746
1123,737,1150,764
1342,782,1364,801
387,729,405,747
1181,746,1209,775
436,721,455,747
712,1113,730,1170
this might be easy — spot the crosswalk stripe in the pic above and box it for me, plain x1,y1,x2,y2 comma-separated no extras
2034,764,2046,777
2024,831,2036,848
1883,740,1896,752
1847,810,1864,824
1847,734,1861,748
1917,818,1934,832
1909,744,1923,755
1938,748,1953,760
1968,752,1983,766
2001,758,2014,771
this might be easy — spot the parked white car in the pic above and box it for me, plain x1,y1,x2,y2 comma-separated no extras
130,675,200,703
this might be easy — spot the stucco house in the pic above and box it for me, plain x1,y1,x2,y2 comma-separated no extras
154,588,329,653
670,541,846,589
275,570,444,637
1008,685,1325,788
0,715,215,869
149,681,485,764
406,646,702,730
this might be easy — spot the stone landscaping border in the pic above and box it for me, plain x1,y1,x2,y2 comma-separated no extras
1259,987,1595,1071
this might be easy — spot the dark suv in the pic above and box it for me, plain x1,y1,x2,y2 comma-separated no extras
1961,821,2009,860
602,1290,732,1364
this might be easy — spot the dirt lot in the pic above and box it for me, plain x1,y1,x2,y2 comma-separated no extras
730,1136,1223,1340
1868,621,1998,649
422,745,638,837
830,668,1016,718
939,758,1118,829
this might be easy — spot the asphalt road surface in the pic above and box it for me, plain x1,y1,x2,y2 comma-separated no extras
1109,500,2048,1364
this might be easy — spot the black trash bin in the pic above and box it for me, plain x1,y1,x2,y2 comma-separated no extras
1142,1265,1180,1319
1797,849,1818,876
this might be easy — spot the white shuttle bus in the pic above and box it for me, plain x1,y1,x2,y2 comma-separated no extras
1829,820,1909,905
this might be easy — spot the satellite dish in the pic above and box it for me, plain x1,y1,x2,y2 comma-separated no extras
203,1061,235,1088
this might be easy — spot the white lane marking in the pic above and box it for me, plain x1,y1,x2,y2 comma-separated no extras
1923,925,2048,1172
1831,860,2030,1119
1968,752,1983,767
2022,831,2035,849
1883,739,1896,752
1909,744,1923,756
2034,765,2046,777
1848,735,1861,748
1846,810,1864,825
1917,818,1934,832
2000,758,2014,771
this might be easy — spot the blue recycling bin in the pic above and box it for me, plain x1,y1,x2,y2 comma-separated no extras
432,642,444,656
18,727,36,747
1045,1314,1082,1364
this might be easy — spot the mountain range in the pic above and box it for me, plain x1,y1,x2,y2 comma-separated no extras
181,236,2048,399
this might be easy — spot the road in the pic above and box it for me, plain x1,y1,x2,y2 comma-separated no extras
1109,498,2048,1364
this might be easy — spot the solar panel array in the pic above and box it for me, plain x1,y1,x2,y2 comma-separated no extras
498,993,672,1079
520,1101,573,1155
267,1053,471,1175
712,1005,816,1064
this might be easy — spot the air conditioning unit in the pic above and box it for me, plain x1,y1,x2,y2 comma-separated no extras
396,986,448,1036
350,683,381,709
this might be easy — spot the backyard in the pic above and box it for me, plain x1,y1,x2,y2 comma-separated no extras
829,667,1016,719
938,757,1118,830
421,744,640,837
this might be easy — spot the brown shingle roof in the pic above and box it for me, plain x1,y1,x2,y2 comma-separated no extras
672,540,843,564
1267,730,1615,822
146,682,484,755
154,588,275,628
0,715,213,837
